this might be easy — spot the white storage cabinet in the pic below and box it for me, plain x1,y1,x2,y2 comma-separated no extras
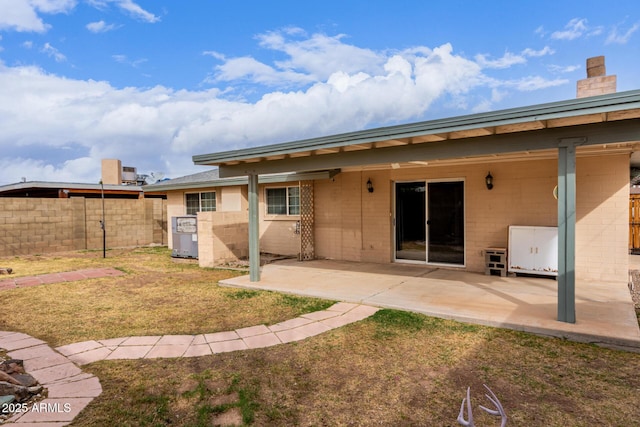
508,226,558,277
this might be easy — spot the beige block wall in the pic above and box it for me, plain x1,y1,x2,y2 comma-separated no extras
314,154,629,283
0,197,165,256
575,155,629,282
166,186,248,250
197,211,249,267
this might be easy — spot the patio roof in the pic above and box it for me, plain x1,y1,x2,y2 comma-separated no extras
194,89,640,177
143,168,340,192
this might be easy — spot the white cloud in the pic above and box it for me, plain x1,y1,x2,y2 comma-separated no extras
475,51,526,69
522,46,554,57
114,0,160,23
606,22,640,44
0,0,51,32
111,54,147,68
209,56,315,87
548,64,580,73
551,18,589,40
86,20,117,33
504,76,568,91
0,0,156,33
0,31,569,184
209,29,384,88
41,42,66,62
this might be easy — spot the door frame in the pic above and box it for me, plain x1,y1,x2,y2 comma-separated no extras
393,178,466,267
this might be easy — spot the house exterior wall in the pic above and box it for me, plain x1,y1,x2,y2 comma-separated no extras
314,154,628,283
259,185,301,256
168,183,300,260
575,155,629,282
197,210,249,267
0,197,166,256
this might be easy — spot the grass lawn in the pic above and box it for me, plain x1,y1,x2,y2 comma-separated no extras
1,247,640,426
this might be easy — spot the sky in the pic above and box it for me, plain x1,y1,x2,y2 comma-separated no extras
0,1,639,185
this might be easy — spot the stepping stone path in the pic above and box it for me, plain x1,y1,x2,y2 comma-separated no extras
1,302,379,425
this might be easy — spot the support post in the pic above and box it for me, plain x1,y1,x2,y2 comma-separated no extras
557,142,577,323
248,173,260,282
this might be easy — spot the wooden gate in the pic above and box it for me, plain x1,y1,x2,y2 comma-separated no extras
630,194,640,253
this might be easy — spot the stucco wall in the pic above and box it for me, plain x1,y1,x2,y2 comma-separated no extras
314,154,629,283
167,183,300,259
0,197,166,256
197,210,249,268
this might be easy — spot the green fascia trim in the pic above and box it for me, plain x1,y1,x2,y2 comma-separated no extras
217,119,640,177
142,170,339,192
193,90,640,166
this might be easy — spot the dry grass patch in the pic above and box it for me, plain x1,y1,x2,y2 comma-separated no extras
74,311,640,426
0,247,333,347
3,247,640,425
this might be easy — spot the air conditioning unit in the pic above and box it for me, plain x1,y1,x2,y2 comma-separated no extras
122,166,137,184
171,216,198,259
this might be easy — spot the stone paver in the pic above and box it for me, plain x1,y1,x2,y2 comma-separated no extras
235,324,271,338
242,332,281,349
204,331,240,343
2,301,379,425
105,345,153,360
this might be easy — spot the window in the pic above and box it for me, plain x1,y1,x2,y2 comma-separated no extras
186,192,216,215
266,186,300,215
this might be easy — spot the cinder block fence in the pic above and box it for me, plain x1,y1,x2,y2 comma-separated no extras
0,197,167,256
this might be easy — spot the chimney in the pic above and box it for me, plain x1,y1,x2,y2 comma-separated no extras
101,159,122,185
576,56,617,98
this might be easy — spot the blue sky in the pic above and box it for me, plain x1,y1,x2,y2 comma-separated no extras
0,0,639,184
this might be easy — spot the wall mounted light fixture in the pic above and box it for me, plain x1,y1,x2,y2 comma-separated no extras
367,178,374,193
485,172,494,190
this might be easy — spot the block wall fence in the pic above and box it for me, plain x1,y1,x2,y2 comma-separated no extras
0,197,167,256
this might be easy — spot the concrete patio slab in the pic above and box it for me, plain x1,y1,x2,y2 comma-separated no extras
220,258,640,351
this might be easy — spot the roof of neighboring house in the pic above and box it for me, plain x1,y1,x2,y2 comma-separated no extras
193,89,640,174
143,168,340,192
0,181,145,198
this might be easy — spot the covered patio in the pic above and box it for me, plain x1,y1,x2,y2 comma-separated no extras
194,89,640,332
220,258,640,351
